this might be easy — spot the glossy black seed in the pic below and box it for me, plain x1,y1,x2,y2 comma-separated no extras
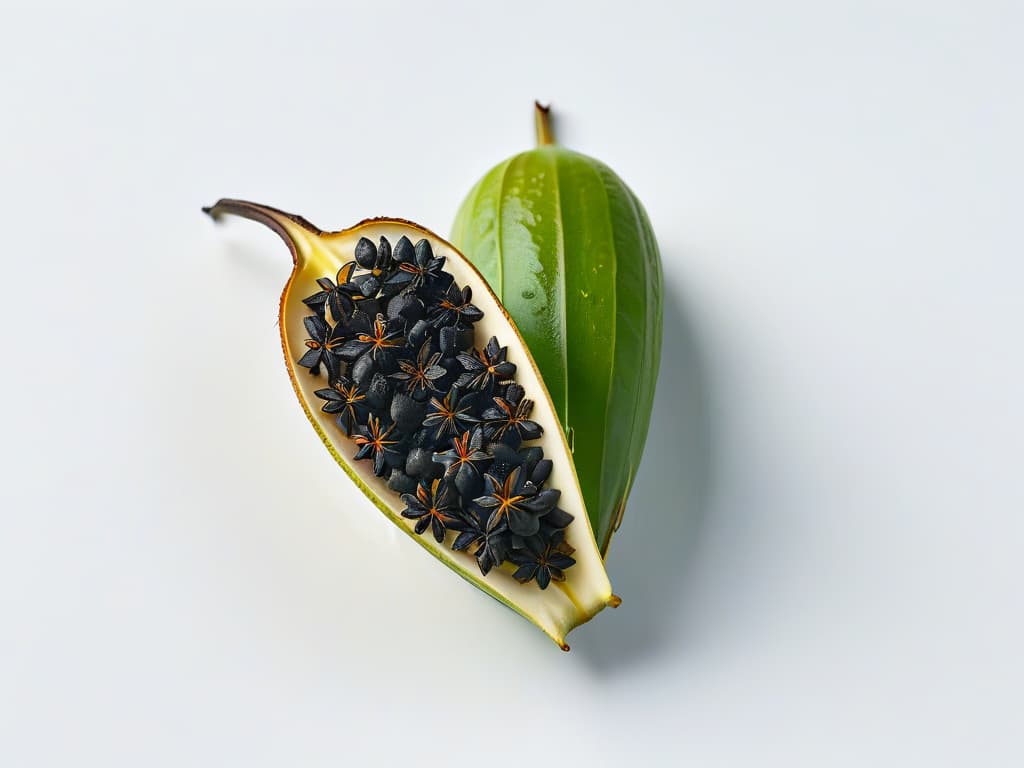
439,325,458,356
485,442,521,481
531,458,553,486
350,272,380,298
451,463,482,500
504,383,525,404
351,353,376,388
411,427,440,449
366,373,392,410
541,507,574,530
393,235,415,263
387,468,417,495
391,392,426,433
354,297,383,318
354,237,378,269
406,447,442,479
414,239,433,262
454,327,475,352
406,318,432,348
387,294,425,323
377,237,392,269
518,446,544,480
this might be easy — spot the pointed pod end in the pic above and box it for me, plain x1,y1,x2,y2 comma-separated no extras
560,641,571,652
201,197,316,268
608,594,622,608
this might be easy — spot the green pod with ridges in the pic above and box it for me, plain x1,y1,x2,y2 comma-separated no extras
452,104,664,555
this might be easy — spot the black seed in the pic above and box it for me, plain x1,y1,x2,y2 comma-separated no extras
387,468,417,495
406,447,441,479
393,235,415,263
531,458,553,486
387,294,417,321
541,507,574,530
505,383,525,404
414,238,433,263
407,318,432,348
439,325,458,356
453,462,483,499
454,326,474,353
367,373,392,410
411,427,438,449
487,442,522,481
352,273,380,297
518,447,544,479
351,353,376,388
354,297,382,318
377,237,392,269
354,237,378,269
391,392,426,433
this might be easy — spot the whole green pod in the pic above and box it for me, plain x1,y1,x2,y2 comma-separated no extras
452,104,663,555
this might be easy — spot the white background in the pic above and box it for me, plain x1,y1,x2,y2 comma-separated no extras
2,2,1021,766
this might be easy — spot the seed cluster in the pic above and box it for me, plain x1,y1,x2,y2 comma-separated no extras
297,234,576,588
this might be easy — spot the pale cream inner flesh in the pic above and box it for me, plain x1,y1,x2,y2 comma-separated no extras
277,218,613,647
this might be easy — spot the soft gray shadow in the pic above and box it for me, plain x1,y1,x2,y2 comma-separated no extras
574,275,715,673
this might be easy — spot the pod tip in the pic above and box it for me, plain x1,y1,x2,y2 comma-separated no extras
534,101,555,146
560,641,571,652
609,594,622,608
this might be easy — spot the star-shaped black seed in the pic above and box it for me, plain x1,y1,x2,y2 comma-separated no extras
422,389,481,439
352,414,400,477
400,478,462,543
302,262,358,323
313,377,370,435
452,508,512,576
430,283,483,328
474,466,555,536
433,427,490,497
482,395,543,443
433,428,489,477
455,336,516,391
508,531,576,590
383,237,446,295
296,315,347,380
389,339,446,396
338,312,404,364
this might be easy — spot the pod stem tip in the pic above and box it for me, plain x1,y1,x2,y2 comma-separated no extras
534,101,555,146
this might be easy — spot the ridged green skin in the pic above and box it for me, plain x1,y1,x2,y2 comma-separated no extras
452,142,663,555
